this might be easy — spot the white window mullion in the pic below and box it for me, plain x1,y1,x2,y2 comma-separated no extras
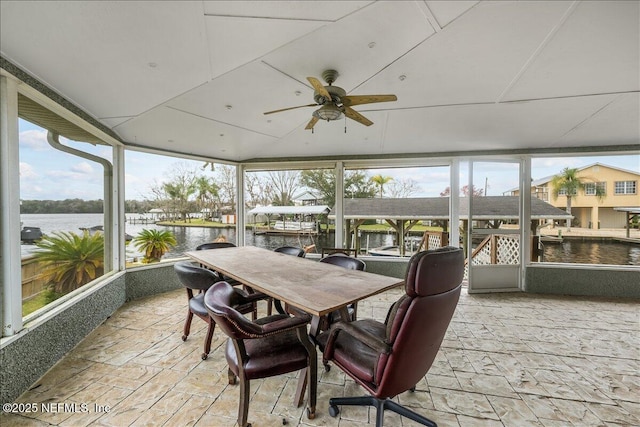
1,75,23,336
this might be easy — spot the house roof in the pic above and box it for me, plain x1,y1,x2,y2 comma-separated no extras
330,196,571,220
248,205,330,216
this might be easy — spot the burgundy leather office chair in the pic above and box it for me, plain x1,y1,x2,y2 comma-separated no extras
204,281,317,427
173,261,263,360
317,247,464,427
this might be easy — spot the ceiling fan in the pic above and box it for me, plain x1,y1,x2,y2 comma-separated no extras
264,69,397,130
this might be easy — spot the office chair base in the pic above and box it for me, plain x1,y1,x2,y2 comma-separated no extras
329,396,437,427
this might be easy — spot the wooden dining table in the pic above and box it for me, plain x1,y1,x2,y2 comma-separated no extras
185,245,404,322
185,245,405,405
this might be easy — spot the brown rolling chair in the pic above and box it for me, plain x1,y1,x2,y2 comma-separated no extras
319,254,366,327
204,281,317,427
196,241,269,317
173,261,263,360
195,241,240,284
274,245,306,257
271,246,306,314
317,247,464,427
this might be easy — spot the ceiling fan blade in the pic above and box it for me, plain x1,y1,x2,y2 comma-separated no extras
305,116,319,130
342,95,397,107
307,77,332,102
264,104,317,115
344,107,373,126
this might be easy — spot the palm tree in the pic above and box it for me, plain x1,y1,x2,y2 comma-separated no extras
132,229,177,263
195,176,219,220
550,167,604,229
370,174,393,198
33,231,104,294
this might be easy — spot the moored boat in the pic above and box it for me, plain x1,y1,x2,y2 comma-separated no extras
21,226,44,244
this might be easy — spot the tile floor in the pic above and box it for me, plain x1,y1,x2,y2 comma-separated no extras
2,285,638,427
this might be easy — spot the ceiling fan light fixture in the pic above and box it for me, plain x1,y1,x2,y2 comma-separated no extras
313,104,343,121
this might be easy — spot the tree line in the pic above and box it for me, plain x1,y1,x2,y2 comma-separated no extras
20,199,157,214
20,162,423,217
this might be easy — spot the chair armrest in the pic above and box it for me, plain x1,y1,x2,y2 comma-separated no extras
234,287,270,303
261,313,311,335
323,321,390,361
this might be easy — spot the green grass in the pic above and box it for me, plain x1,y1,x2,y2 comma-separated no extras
22,288,65,317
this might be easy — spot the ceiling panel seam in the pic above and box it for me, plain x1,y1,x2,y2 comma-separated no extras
496,1,580,103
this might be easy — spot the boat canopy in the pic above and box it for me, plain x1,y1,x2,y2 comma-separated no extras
248,205,330,216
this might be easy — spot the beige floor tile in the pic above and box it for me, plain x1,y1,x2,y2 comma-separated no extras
6,287,638,427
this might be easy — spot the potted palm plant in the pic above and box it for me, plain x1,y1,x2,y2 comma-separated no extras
132,229,177,263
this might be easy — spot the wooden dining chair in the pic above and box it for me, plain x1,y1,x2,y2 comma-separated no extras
274,245,306,257
204,281,317,427
173,261,263,360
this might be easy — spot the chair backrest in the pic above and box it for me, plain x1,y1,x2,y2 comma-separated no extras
274,246,306,257
319,253,366,271
196,241,236,251
174,261,219,291
204,281,266,339
375,247,463,398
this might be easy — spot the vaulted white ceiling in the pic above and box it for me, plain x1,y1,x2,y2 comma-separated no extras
1,1,638,162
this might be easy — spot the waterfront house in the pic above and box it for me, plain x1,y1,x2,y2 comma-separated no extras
1,1,638,425
508,163,640,229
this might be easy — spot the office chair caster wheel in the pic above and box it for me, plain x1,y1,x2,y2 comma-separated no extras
323,363,331,372
329,405,339,417
201,353,208,360
306,408,315,419
182,335,188,341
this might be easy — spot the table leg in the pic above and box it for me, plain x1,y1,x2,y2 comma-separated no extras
295,327,317,415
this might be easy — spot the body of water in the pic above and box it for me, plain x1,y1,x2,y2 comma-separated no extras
20,213,394,260
20,213,640,265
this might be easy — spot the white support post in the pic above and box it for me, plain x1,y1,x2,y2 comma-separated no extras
450,159,460,249
520,157,532,289
114,145,126,270
0,76,23,336
335,162,344,249
235,164,245,246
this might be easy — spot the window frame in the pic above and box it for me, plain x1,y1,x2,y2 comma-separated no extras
614,180,637,195
584,182,606,196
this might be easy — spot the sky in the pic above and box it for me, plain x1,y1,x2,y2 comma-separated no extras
18,119,640,201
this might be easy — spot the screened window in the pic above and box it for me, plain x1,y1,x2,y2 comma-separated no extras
584,182,606,196
244,167,333,254
614,181,637,194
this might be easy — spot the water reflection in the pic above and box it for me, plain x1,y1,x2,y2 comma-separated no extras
20,214,639,266
542,240,640,266
161,227,394,259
